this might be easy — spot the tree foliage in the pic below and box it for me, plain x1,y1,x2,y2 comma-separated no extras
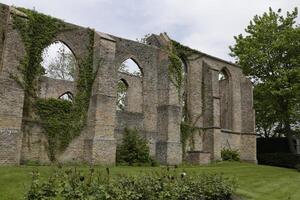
230,8,300,151
118,60,142,77
43,43,76,81
116,128,152,165
116,80,128,111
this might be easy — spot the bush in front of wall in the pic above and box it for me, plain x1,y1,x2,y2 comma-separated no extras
221,148,240,161
116,127,154,166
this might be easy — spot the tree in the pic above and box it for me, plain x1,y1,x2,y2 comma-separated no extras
230,8,300,153
116,127,151,165
43,44,76,81
116,80,128,111
118,60,142,77
136,33,151,44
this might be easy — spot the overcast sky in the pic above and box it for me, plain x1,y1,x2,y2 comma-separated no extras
1,0,300,62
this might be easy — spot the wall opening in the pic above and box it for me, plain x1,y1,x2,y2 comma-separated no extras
219,68,232,130
116,79,129,111
116,58,143,113
181,58,188,122
58,91,73,102
119,58,142,77
41,41,77,81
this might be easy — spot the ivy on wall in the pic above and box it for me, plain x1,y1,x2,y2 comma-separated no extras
171,40,201,59
36,29,96,161
12,8,66,118
168,40,200,100
169,40,205,156
13,8,98,161
168,48,184,100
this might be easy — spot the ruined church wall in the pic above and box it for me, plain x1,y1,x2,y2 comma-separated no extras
183,54,256,162
0,4,26,165
20,120,49,164
0,3,256,165
0,4,9,72
112,36,159,156
205,56,255,162
114,72,144,143
117,72,143,113
19,22,93,164
39,76,76,99
114,111,144,144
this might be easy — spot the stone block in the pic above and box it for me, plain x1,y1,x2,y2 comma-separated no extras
91,137,116,165
186,151,211,165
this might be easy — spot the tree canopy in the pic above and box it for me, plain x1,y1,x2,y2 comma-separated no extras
230,8,300,152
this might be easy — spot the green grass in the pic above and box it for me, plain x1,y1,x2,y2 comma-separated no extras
0,162,299,200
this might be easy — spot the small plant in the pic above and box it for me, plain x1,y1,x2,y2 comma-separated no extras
116,127,154,165
221,148,240,161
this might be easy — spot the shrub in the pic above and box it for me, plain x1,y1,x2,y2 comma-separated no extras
116,127,153,165
221,148,240,161
257,153,300,168
25,168,237,200
21,160,41,166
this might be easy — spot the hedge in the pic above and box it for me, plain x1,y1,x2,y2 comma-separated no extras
25,168,237,200
257,153,300,168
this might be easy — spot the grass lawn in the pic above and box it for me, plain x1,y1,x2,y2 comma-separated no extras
0,162,300,200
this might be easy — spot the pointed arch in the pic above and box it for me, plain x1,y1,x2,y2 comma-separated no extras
58,91,74,101
119,58,143,77
219,67,232,130
41,41,78,81
180,57,188,122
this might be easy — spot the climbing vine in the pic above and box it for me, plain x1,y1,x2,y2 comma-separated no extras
180,115,204,157
169,40,204,156
171,40,201,59
168,40,200,100
36,29,96,161
13,8,98,161
12,8,65,118
168,48,184,100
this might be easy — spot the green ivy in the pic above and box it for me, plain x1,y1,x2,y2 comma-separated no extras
169,40,204,156
171,40,200,59
180,121,204,157
35,99,72,161
37,29,96,161
168,40,199,101
13,8,98,161
168,49,184,99
12,8,65,118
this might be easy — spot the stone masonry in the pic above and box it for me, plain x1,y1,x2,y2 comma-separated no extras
0,3,256,165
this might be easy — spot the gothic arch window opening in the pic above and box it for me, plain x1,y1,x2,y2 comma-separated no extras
218,68,232,130
118,58,143,77
116,79,129,111
41,41,77,81
180,58,188,122
58,91,74,102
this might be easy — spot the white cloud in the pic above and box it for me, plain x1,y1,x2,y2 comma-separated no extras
1,0,299,61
